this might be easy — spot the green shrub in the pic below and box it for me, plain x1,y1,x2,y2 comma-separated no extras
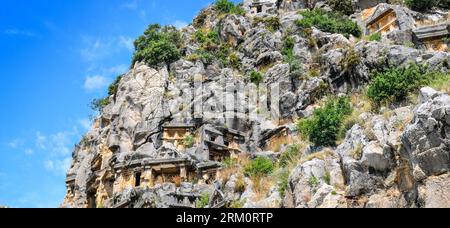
296,9,361,38
249,70,264,86
214,0,245,15
90,75,124,112
367,64,426,105
297,96,353,147
195,29,220,48
132,24,183,66
322,171,331,185
443,36,450,44
244,157,275,177
427,71,450,93
308,175,320,189
278,169,290,198
439,0,450,9
228,52,241,69
254,16,281,32
108,74,123,97
91,98,109,112
279,145,301,168
183,135,195,148
308,69,320,78
223,157,238,169
197,50,215,65
289,59,303,77
282,36,295,61
215,0,234,13
341,48,361,70
216,45,233,67
328,0,355,15
193,10,208,28
192,28,240,68
405,0,440,12
282,36,303,77
234,175,246,193
196,193,210,208
367,32,382,42
227,199,246,208
368,64,450,105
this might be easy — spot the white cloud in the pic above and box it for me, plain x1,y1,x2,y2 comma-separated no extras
35,128,79,157
7,139,23,149
172,20,189,29
78,36,132,92
44,158,72,176
120,1,138,10
119,36,134,52
24,149,34,155
49,132,74,156
79,118,92,131
79,35,135,62
80,37,108,62
83,75,108,91
36,131,47,150
32,127,80,178
4,29,38,38
108,64,128,75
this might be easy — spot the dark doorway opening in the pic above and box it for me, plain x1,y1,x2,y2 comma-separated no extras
87,192,96,208
256,5,263,13
135,172,142,187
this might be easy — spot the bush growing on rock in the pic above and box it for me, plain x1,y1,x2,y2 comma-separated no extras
90,74,125,112
234,175,246,193
223,157,238,169
282,36,303,77
194,29,220,48
183,135,195,148
227,199,246,208
132,24,183,66
367,64,425,106
296,9,361,38
279,145,301,168
196,193,210,208
282,36,296,64
277,169,290,198
91,98,110,112
228,52,241,69
297,96,353,147
328,0,355,15
367,64,450,106
244,157,275,177
405,0,442,12
214,0,245,15
249,70,264,86
367,32,382,42
108,74,123,98
439,0,450,9
193,28,241,68
253,16,281,32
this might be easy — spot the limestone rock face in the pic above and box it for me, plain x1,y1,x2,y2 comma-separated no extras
286,152,345,208
418,173,450,208
402,90,450,181
62,1,450,208
219,14,251,47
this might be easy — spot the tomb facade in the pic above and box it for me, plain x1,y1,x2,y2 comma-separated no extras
198,125,246,162
243,0,279,16
413,23,449,52
162,123,196,151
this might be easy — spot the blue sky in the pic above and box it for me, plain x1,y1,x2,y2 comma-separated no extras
0,0,239,208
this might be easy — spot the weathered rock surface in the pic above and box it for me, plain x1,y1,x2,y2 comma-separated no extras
62,1,450,208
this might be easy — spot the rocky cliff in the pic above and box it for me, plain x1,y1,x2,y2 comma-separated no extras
62,0,450,208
